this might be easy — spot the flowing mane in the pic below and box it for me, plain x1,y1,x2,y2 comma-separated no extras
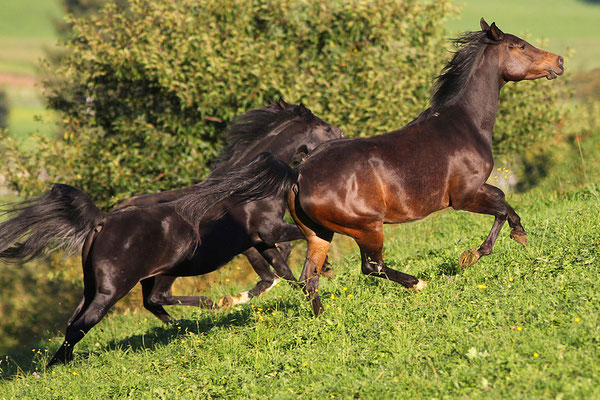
430,31,497,112
210,102,313,172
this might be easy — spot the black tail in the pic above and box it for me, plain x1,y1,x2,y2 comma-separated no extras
176,152,299,228
0,184,106,263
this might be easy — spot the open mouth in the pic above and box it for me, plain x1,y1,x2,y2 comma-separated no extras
546,70,558,80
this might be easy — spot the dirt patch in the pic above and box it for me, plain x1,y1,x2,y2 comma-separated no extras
0,72,37,89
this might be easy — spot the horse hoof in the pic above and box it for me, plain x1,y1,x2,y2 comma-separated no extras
458,248,480,268
510,230,528,246
409,279,427,292
217,292,251,309
217,295,234,309
320,267,335,279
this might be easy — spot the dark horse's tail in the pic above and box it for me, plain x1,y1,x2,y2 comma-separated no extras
0,184,105,263
176,152,299,228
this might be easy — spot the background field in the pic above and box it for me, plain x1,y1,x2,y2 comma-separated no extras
0,0,599,398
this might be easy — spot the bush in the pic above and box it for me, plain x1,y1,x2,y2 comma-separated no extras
1,0,568,207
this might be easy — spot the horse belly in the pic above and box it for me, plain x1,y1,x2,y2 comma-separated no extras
169,218,252,276
383,181,450,223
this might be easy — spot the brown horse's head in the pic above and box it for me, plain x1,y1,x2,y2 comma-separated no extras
480,18,564,82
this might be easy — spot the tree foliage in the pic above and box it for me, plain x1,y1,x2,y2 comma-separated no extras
1,0,568,207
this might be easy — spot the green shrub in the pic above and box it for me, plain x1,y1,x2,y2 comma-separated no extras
1,0,568,207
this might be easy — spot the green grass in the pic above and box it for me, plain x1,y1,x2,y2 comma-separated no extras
0,0,61,141
447,0,600,70
0,0,60,74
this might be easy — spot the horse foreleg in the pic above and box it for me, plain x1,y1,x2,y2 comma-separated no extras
141,276,216,323
217,248,279,308
454,183,517,268
505,202,528,245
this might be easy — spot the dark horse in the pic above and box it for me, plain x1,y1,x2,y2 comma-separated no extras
177,19,564,316
0,102,342,365
112,100,341,307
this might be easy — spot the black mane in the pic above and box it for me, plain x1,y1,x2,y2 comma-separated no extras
210,102,313,172
430,31,497,111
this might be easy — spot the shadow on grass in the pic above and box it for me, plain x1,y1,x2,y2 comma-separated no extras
386,246,462,278
435,261,461,276
0,299,301,379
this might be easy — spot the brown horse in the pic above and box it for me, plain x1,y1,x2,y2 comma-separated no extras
181,19,564,315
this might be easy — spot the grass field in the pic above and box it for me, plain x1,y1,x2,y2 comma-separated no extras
0,0,60,73
0,0,60,142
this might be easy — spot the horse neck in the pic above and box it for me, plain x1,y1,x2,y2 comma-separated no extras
453,45,504,145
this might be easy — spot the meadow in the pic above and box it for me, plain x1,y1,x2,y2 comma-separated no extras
0,0,599,398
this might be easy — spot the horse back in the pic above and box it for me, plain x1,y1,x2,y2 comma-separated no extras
295,116,492,228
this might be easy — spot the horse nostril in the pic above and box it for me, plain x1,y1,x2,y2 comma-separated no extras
558,56,564,69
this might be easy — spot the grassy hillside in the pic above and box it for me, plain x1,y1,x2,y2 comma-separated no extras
0,0,60,74
0,1,599,398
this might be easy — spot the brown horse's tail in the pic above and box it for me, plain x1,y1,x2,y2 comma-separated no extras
175,152,299,229
0,184,106,263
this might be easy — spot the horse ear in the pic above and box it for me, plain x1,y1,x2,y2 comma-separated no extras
480,18,490,32
297,103,307,115
295,103,314,120
489,22,505,41
278,98,288,109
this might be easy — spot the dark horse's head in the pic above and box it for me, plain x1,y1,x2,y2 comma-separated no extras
211,100,344,174
480,18,564,82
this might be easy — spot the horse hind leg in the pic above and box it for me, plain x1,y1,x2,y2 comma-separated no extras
355,224,426,291
264,222,335,279
48,277,138,366
288,185,342,315
300,234,332,316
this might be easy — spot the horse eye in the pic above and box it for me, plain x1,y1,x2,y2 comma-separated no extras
520,43,526,50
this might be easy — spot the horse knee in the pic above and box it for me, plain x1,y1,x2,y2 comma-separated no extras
143,292,167,308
